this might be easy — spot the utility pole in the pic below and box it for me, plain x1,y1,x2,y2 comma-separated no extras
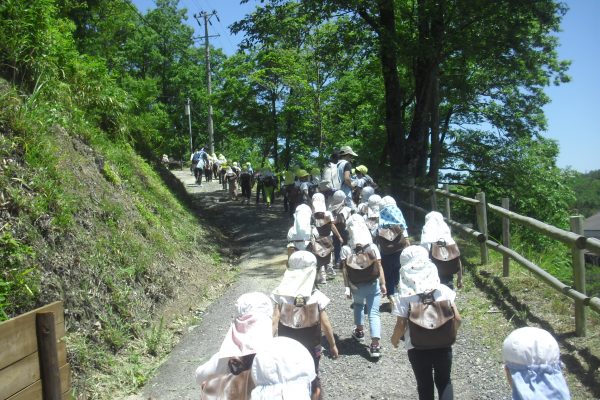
185,98,193,155
193,11,219,155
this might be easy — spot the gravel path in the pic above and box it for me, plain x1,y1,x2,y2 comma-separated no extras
141,172,511,399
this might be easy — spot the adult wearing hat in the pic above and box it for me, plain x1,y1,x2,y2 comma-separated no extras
502,327,570,400
337,145,358,210
296,169,312,206
390,245,462,400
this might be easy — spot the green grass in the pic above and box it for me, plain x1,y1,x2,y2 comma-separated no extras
0,79,235,397
457,238,600,400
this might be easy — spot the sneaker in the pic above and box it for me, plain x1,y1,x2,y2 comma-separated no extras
369,343,381,358
351,328,365,342
318,272,327,285
326,265,336,276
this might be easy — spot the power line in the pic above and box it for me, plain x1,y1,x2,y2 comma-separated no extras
121,0,163,37
200,0,234,52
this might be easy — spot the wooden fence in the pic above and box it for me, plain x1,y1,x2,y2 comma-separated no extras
0,301,71,400
400,183,600,337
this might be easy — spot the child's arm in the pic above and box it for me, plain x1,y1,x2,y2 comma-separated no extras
320,310,339,359
331,222,343,243
376,260,387,296
271,305,280,336
391,317,407,348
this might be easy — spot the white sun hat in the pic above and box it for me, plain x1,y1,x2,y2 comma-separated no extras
251,336,316,400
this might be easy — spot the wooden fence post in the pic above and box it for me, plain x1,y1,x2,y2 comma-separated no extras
475,192,489,264
502,198,510,277
430,185,437,211
570,215,587,337
36,312,61,400
408,177,415,234
443,184,451,223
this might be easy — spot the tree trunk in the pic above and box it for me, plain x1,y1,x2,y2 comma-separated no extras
409,0,445,182
284,89,293,169
428,75,441,183
376,0,406,191
271,91,278,167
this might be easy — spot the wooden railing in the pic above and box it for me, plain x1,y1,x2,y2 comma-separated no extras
400,183,600,337
0,301,71,400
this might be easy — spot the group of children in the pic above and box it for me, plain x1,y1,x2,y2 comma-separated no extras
193,148,571,399
194,200,572,399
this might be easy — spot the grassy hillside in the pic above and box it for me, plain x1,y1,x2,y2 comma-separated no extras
0,79,234,397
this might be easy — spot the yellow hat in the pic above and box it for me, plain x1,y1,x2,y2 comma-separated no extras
296,169,309,178
356,165,368,174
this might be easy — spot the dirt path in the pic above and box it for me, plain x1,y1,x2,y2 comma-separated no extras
140,171,511,399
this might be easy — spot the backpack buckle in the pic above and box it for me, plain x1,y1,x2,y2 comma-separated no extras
294,294,306,307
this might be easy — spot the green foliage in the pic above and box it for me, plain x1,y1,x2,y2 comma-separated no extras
0,232,39,320
101,162,122,185
568,169,600,217
145,317,165,356
448,136,575,250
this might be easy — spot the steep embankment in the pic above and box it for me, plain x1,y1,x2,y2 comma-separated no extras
0,80,233,397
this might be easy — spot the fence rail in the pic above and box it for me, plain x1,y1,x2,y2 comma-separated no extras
0,301,71,400
401,182,600,337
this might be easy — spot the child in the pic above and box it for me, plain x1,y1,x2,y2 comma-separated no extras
287,204,317,258
341,214,387,358
377,197,410,298
390,245,462,400
271,251,339,398
329,190,351,269
420,211,463,290
310,193,343,283
195,292,273,387
502,327,571,400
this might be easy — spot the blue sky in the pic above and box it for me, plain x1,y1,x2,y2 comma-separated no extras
133,0,599,173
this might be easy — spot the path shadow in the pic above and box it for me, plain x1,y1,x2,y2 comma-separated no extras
333,337,381,362
465,259,600,397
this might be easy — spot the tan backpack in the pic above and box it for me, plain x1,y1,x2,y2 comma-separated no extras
408,290,457,350
377,225,408,255
278,294,321,352
429,239,461,275
200,367,254,400
345,245,379,284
